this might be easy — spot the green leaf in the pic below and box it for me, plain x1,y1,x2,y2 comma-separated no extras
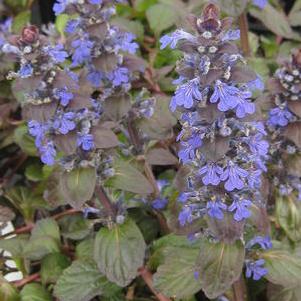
196,239,245,299
112,17,144,41
75,238,94,260
268,283,301,301
0,236,28,257
289,0,301,27
41,253,71,284
94,218,146,286
59,215,92,240
276,195,301,242
20,283,52,301
107,158,153,195
59,167,96,208
0,276,20,301
250,4,294,39
31,218,60,242
14,125,37,156
54,260,119,301
12,10,30,34
146,3,180,36
153,247,201,299
134,0,157,12
262,250,301,287
25,164,44,182
215,0,247,16
55,13,69,36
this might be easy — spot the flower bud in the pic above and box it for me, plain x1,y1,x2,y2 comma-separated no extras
20,25,39,45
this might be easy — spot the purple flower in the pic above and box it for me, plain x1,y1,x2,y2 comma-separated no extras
199,163,223,186
246,259,268,281
228,199,252,221
65,19,80,34
178,192,196,203
170,79,202,111
247,170,262,189
28,120,46,147
89,0,102,4
220,163,248,191
117,32,138,54
53,0,67,16
178,134,202,163
160,29,195,50
87,70,103,87
71,38,94,67
210,80,240,112
222,30,240,42
53,112,76,135
152,198,168,210
246,133,269,156
246,236,272,250
83,207,100,218
40,142,56,165
178,206,193,226
107,67,129,86
235,90,255,118
54,87,73,106
253,0,268,10
18,64,33,78
46,44,68,63
207,200,227,220
269,107,292,127
77,133,94,151
247,76,264,91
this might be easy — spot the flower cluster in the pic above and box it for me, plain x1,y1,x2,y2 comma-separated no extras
4,0,150,169
161,4,269,230
267,49,301,201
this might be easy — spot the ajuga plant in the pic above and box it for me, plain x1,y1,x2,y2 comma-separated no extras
159,2,272,299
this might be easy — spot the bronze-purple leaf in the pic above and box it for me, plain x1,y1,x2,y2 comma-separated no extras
146,148,178,166
91,126,119,149
283,122,301,148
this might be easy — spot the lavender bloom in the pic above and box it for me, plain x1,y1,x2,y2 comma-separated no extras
178,191,196,203
228,199,252,221
77,133,94,151
107,67,129,86
71,38,94,66
28,120,45,147
178,135,202,163
247,170,262,189
220,163,249,191
199,163,223,186
54,87,73,106
116,32,138,54
210,81,240,112
247,76,265,91
46,44,68,63
160,29,196,50
89,0,103,4
53,112,76,135
53,0,68,16
235,91,255,118
253,0,268,10
152,198,168,210
222,30,240,42
245,134,269,156
207,200,227,220
269,107,292,127
246,236,272,250
87,70,103,87
83,207,100,218
40,142,56,165
246,259,268,280
18,64,33,78
65,19,80,34
171,79,202,111
178,206,193,226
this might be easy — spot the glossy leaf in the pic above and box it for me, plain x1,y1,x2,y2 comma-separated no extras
20,283,52,301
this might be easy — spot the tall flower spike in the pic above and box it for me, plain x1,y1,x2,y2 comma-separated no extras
161,3,268,229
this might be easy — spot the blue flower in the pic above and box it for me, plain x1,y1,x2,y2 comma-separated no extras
222,30,240,42
18,64,33,78
89,0,102,4
178,134,202,163
170,79,202,111
160,29,195,50
210,80,240,112
178,191,196,203
207,200,227,220
117,32,138,54
246,236,272,250
152,198,168,210
87,70,103,87
71,38,94,67
53,112,76,135
220,163,248,191
107,67,129,86
245,133,269,156
246,259,268,281
247,170,262,189
199,163,223,186
54,87,73,106
65,19,80,34
40,142,56,165
83,207,100,218
268,107,292,127
28,120,46,147
53,0,67,16
253,0,267,10
77,133,94,151
178,206,193,226
228,199,252,221
235,90,255,118
247,76,264,91
46,44,68,63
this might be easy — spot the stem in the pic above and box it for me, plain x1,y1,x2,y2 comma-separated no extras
238,13,250,57
13,273,40,288
138,267,171,301
232,276,248,301
144,162,160,197
95,185,117,217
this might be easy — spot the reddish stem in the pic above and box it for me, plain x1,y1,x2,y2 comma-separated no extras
13,273,40,288
238,13,250,57
138,267,171,301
